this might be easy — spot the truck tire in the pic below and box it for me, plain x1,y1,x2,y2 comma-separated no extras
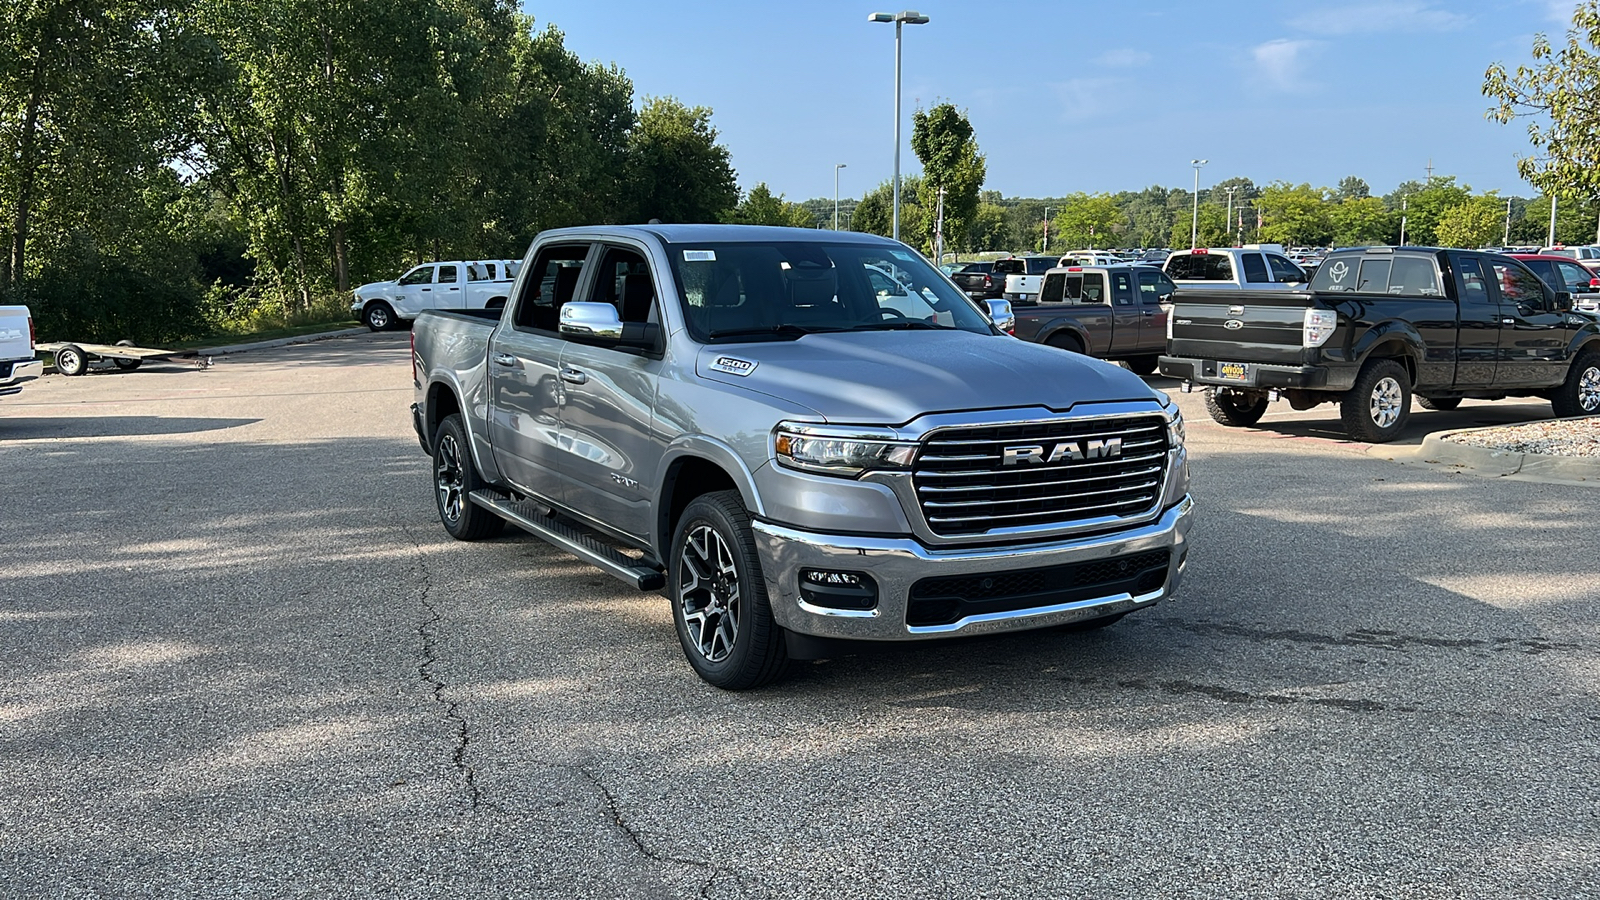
364,301,396,332
1416,397,1460,411
1341,359,1411,442
1551,350,1600,418
1122,355,1159,377
54,344,88,376
669,490,788,691
1204,387,1268,427
1046,333,1084,355
432,414,505,541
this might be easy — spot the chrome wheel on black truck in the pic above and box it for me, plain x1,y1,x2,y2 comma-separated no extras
670,491,787,690
1204,387,1269,427
1552,351,1600,418
1341,359,1411,443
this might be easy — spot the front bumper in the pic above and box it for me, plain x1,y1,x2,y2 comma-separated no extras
753,496,1193,641
1158,356,1356,392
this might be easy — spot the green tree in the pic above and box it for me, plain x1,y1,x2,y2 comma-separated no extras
730,183,816,228
910,103,985,254
1050,193,1122,250
1119,186,1176,248
853,177,927,249
1328,197,1392,246
1435,195,1506,248
967,202,1007,251
625,96,738,224
1486,2,1600,205
1254,182,1333,246
1334,176,1371,201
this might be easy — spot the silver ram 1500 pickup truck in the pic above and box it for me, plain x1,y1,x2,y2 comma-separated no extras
410,224,1193,689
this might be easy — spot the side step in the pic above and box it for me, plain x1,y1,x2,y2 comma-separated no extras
470,490,666,591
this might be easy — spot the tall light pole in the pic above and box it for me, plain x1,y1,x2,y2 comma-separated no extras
1548,195,1558,247
1190,159,1208,249
869,10,929,243
833,163,847,230
1043,206,1054,253
1505,198,1512,247
1223,187,1239,247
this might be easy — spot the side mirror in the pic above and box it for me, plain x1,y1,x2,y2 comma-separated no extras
559,301,624,339
1554,290,1574,312
984,298,1015,334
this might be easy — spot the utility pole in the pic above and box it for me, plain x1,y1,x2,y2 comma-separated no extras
1548,195,1558,247
1425,158,1434,183
1043,206,1053,253
1190,159,1208,249
1400,198,1408,246
1223,187,1239,247
1505,198,1512,247
933,186,946,264
833,163,847,230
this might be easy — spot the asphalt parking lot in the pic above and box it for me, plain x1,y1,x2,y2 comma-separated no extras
3,332,1597,898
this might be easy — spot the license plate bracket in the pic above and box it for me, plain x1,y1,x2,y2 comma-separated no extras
1217,361,1250,383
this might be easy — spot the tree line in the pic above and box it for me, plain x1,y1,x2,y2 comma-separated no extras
2,0,741,342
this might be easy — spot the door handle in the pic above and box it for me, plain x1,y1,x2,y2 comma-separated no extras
448,287,459,291
421,287,431,292
492,353,517,367
559,367,588,385
1142,310,1156,317
1501,318,1515,325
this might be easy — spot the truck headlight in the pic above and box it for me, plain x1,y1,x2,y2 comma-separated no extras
774,423,916,477
1167,406,1185,447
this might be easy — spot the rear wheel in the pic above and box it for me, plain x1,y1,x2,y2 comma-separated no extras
1552,350,1600,418
1046,333,1084,355
1204,387,1269,427
364,301,396,332
1341,359,1411,442
1416,396,1460,411
432,414,504,541
112,339,142,371
670,491,788,690
1122,355,1159,377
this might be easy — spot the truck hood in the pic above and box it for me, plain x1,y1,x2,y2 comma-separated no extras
354,281,397,298
694,331,1161,425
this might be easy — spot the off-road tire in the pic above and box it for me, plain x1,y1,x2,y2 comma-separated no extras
1551,350,1600,418
1204,387,1269,427
432,414,504,541
1416,396,1460,411
1341,359,1411,443
364,301,396,332
669,490,788,691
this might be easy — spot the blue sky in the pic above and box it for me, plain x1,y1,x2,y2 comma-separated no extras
525,0,1579,202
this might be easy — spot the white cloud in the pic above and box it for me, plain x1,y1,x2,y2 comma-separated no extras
1252,39,1321,91
1096,48,1152,68
1287,2,1471,34
1540,0,1581,23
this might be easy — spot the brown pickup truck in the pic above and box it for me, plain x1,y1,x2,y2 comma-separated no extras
1011,264,1175,376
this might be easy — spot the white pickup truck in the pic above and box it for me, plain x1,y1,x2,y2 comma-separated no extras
351,259,521,331
0,305,43,398
1162,245,1308,291
995,255,1063,305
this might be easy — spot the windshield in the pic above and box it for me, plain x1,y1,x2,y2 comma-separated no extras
665,241,996,341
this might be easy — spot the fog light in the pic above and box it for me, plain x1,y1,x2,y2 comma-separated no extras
799,570,878,611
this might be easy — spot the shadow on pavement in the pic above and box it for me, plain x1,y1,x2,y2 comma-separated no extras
0,416,260,440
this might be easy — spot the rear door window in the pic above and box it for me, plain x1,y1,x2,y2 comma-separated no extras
1454,257,1491,305
436,264,459,284
1165,252,1233,280
1242,253,1270,283
512,244,592,332
1388,256,1444,297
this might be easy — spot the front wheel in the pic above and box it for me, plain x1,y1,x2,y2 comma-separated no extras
1341,359,1411,442
1205,387,1269,427
1552,350,1600,418
670,491,788,690
432,414,504,541
364,301,396,332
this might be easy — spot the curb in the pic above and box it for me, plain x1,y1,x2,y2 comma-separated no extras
195,327,370,356
1398,428,1600,484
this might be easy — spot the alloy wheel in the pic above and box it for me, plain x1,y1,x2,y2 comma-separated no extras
1579,365,1600,413
1370,376,1404,428
435,433,465,523
678,524,740,663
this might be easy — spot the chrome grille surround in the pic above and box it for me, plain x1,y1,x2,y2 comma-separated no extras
909,409,1171,539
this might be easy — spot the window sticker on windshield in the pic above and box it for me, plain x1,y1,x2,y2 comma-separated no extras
683,250,716,262
889,250,916,263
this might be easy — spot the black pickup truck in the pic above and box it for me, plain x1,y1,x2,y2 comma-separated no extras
1159,246,1600,441
1014,264,1175,375
949,261,1003,300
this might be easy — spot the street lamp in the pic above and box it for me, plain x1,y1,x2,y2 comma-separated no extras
1190,159,1208,249
1223,186,1239,247
1043,207,1054,252
869,10,929,243
834,163,847,230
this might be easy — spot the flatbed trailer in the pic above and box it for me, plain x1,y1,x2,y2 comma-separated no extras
36,341,210,376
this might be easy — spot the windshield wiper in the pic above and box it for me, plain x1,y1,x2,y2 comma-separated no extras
707,324,843,340
849,320,948,331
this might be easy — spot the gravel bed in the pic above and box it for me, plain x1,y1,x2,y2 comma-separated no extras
1443,417,1600,457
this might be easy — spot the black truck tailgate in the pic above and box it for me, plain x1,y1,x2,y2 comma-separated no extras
1167,288,1313,366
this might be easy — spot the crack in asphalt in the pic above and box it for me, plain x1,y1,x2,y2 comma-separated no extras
404,524,483,810
1149,619,1586,656
579,767,741,899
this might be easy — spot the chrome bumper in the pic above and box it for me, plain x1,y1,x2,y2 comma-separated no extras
753,496,1193,641
0,359,44,396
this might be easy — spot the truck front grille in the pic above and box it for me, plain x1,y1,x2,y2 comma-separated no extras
912,415,1169,537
